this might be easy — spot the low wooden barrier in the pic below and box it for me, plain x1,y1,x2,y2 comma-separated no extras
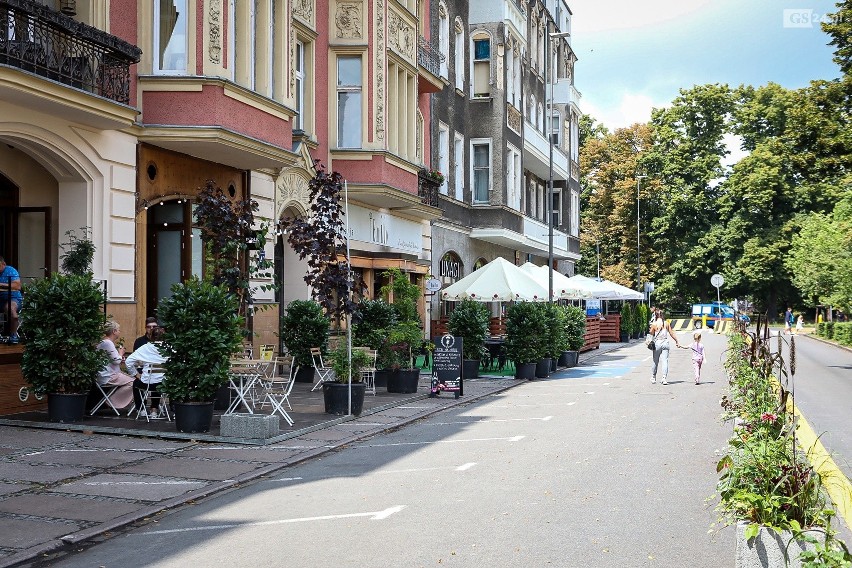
581,316,601,352
599,314,621,342
0,345,46,415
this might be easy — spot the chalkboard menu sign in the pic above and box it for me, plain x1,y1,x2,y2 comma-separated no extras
430,334,463,398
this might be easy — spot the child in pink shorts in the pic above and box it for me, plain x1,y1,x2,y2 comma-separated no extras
690,331,705,385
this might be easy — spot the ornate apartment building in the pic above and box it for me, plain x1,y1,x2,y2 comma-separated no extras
0,0,581,353
0,0,444,349
429,0,582,320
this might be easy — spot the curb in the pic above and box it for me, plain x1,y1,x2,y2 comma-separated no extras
799,333,852,354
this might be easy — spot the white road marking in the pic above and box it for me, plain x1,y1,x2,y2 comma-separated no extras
264,476,304,482
54,448,179,453
490,402,577,408
136,505,407,535
84,481,201,486
455,462,477,471
426,416,553,425
397,406,432,409
358,435,524,448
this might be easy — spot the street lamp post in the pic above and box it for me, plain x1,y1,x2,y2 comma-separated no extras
547,30,571,302
636,174,647,301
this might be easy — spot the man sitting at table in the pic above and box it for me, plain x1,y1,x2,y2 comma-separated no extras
0,256,22,344
133,317,158,351
125,326,168,419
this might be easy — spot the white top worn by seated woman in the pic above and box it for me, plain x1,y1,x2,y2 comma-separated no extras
125,342,167,384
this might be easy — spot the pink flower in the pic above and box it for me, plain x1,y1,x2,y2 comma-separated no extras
760,412,777,423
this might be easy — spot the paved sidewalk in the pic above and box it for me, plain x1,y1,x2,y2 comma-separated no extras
0,344,625,568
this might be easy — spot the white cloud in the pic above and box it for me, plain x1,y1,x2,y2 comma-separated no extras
721,133,749,168
581,92,668,130
571,0,716,34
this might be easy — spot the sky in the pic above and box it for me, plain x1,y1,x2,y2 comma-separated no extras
569,0,843,132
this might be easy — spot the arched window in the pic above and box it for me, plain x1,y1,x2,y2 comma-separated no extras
438,2,449,78
440,251,463,282
454,18,464,90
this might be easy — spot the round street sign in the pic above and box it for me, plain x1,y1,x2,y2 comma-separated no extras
425,278,443,293
711,274,724,288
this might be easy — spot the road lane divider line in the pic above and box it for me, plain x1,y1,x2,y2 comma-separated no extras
136,505,407,535
357,435,524,448
456,462,477,471
786,398,852,533
425,416,554,425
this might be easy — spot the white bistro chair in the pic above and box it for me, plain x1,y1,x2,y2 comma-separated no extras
309,348,334,392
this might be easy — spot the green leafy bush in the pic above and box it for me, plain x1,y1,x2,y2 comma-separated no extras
379,268,423,370
543,303,567,358
22,273,108,394
833,322,852,346
562,305,586,351
280,300,330,368
448,299,490,360
620,303,633,334
328,344,371,383
158,278,243,403
505,302,547,363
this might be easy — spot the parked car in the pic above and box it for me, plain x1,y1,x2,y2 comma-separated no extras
691,302,750,329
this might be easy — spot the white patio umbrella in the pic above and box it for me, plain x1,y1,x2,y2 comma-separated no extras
441,257,549,302
519,263,592,300
562,274,620,299
598,279,644,300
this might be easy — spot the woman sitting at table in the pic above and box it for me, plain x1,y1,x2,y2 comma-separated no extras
96,320,135,412
125,326,168,418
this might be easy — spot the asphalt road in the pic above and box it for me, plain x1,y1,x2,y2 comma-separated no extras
36,336,736,568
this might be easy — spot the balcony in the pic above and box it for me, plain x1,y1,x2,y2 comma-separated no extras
417,36,445,93
522,120,569,181
417,170,441,209
470,213,572,259
0,0,141,105
552,78,582,108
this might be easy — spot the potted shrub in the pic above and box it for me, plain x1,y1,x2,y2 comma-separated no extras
280,300,330,383
380,268,423,394
158,278,243,433
559,305,586,367
505,302,546,380
544,303,566,371
323,344,371,415
21,230,109,423
447,299,490,379
22,274,108,422
352,298,397,388
619,302,632,342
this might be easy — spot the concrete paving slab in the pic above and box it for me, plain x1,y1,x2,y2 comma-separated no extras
116,457,261,481
49,474,207,501
175,447,297,463
0,427,87,449
0,517,80,549
16,448,157,468
0,494,143,522
0,482,28,497
72,436,195,453
0,462,92,484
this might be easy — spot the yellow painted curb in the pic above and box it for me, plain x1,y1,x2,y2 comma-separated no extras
787,397,852,533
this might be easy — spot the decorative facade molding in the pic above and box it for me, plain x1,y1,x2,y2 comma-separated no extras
335,2,363,39
293,0,314,27
388,9,415,62
507,104,521,134
454,16,463,34
276,170,312,218
208,0,222,64
375,0,385,141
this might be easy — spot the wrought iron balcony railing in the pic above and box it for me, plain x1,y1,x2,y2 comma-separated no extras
0,0,141,105
417,36,444,77
417,170,441,208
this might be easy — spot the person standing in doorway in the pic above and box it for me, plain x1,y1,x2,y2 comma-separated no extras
0,256,22,344
649,309,683,385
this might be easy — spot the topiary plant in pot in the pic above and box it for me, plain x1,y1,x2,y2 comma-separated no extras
380,268,424,393
323,344,371,416
620,302,633,342
352,298,396,387
505,302,547,380
157,278,243,433
21,229,109,422
447,299,490,380
560,305,586,367
544,302,567,371
280,299,330,383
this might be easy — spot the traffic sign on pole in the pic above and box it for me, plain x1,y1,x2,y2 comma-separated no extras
711,274,724,306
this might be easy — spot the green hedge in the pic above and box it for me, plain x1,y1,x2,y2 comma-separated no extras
834,322,852,346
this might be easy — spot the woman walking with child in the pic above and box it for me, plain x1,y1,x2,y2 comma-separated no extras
648,309,683,385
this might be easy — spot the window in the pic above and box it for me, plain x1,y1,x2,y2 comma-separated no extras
337,56,362,148
571,190,579,236
507,144,521,210
552,189,562,227
536,102,542,132
550,112,560,145
154,0,188,73
471,140,491,203
453,134,464,199
527,180,536,217
505,42,514,105
438,124,449,195
438,4,449,78
294,41,305,130
454,23,464,90
537,183,545,220
570,116,579,163
472,35,491,97
387,58,417,161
